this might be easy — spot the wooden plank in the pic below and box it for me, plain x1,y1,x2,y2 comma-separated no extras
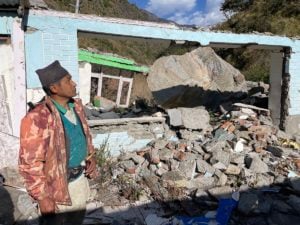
233,103,270,112
88,116,165,126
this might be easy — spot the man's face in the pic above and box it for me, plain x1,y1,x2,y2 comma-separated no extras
50,74,77,98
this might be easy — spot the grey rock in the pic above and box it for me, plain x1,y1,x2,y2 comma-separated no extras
168,107,211,130
215,171,228,186
99,111,120,119
185,152,200,161
192,145,205,155
207,186,233,200
230,154,245,165
153,139,169,149
238,193,259,215
204,140,227,153
158,148,174,161
161,171,186,182
179,129,203,141
147,47,246,109
213,128,235,141
225,164,241,175
167,108,182,127
178,160,196,180
194,190,211,204
155,167,168,177
169,159,180,171
119,160,135,170
149,164,157,173
211,149,231,167
246,154,269,173
131,154,145,165
188,177,216,190
255,174,274,188
266,146,283,157
196,159,215,174
213,162,227,170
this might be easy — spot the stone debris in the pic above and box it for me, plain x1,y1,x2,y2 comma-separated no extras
2,82,300,225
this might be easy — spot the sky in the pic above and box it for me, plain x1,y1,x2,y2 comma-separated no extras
128,0,226,27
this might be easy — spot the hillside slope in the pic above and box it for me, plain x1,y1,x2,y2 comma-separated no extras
214,0,300,82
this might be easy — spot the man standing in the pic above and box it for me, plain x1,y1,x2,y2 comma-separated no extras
19,61,97,225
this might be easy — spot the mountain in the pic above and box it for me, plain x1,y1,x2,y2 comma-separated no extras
214,0,300,82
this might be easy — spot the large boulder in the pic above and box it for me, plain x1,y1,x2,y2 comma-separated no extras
147,47,246,109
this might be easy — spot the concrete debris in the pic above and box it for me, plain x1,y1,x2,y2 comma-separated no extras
2,79,300,225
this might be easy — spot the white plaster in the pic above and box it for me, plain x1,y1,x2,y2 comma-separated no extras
79,62,92,105
0,131,19,169
12,19,26,137
0,43,13,135
92,132,152,157
26,88,45,104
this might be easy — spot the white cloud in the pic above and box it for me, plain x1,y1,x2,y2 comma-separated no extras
163,0,225,27
146,0,196,17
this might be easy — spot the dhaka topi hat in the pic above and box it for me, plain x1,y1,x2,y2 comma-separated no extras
36,60,70,87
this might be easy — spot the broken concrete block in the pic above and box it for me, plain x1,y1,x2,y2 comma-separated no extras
207,186,233,200
167,108,182,127
211,149,231,167
225,164,241,175
187,177,216,190
158,148,174,161
196,159,215,174
168,107,211,130
178,160,196,180
245,153,269,173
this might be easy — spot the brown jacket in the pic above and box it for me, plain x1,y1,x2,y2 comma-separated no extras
19,96,95,205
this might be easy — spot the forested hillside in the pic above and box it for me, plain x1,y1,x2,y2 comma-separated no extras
215,0,300,82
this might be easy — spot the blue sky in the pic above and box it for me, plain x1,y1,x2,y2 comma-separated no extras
128,0,225,27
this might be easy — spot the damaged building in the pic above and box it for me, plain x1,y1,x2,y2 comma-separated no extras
1,1,300,224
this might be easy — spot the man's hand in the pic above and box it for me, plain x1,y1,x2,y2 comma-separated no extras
85,157,98,179
38,197,56,215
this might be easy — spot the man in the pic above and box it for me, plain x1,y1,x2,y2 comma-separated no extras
19,60,97,225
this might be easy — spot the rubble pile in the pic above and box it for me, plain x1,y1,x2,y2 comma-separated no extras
1,81,300,225
88,99,300,224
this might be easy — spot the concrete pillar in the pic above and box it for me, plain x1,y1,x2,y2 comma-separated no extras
79,62,92,105
12,19,26,137
269,51,283,127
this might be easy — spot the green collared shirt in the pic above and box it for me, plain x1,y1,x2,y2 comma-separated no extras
51,99,87,168
51,99,76,124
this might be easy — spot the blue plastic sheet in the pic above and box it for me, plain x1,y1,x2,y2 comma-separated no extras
175,197,238,225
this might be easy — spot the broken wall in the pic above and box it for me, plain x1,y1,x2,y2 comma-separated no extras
24,9,300,134
91,120,168,157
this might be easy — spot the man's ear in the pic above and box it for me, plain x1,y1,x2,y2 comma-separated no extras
49,84,58,94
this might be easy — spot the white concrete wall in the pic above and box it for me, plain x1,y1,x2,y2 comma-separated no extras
0,43,19,169
0,44,14,135
79,62,92,105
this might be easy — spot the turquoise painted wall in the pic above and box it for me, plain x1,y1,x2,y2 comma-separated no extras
0,12,17,34
25,10,300,115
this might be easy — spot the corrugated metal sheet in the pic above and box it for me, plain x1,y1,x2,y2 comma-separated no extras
0,0,19,6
